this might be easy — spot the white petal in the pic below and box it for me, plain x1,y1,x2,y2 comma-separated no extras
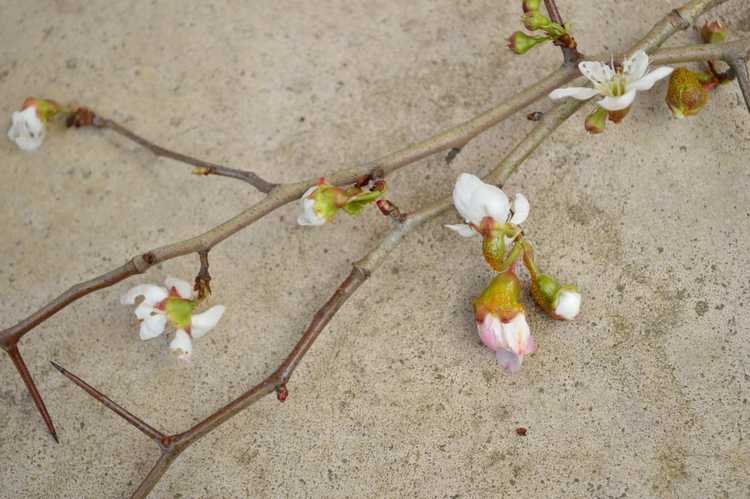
578,61,614,86
121,284,168,305
495,349,522,373
297,186,326,226
169,329,193,359
191,305,226,338
134,301,156,319
164,276,193,299
597,89,637,111
8,106,45,152
452,173,486,225
623,50,649,82
510,193,530,225
140,314,167,340
629,66,674,92
445,224,477,237
549,87,600,101
555,290,581,320
477,313,503,351
474,183,510,225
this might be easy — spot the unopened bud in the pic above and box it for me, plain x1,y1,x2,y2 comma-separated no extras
701,20,726,45
522,11,551,31
666,68,709,118
507,31,549,55
522,0,541,13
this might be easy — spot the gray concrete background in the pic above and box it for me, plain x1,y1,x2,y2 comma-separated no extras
1,1,749,498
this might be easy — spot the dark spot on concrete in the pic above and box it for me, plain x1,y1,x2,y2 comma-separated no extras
694,300,709,317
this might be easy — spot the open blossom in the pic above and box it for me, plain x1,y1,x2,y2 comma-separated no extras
121,277,225,360
8,106,46,151
549,50,673,112
446,173,529,237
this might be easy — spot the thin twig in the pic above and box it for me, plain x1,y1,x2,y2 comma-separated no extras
93,117,278,193
725,58,750,113
543,0,582,63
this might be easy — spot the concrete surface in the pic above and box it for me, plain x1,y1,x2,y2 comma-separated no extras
1,1,749,497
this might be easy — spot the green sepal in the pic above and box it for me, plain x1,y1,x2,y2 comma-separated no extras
164,297,196,329
342,190,383,216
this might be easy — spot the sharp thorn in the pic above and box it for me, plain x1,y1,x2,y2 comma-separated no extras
5,346,59,443
52,360,167,445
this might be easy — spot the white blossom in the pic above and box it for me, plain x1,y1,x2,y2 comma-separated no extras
549,50,673,111
446,173,529,237
8,106,46,151
297,186,326,226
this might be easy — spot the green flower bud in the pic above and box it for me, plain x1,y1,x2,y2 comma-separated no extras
529,273,581,320
522,0,541,13
507,31,549,55
666,68,709,118
522,11,551,31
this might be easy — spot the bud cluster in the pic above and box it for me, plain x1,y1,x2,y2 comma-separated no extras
507,0,570,55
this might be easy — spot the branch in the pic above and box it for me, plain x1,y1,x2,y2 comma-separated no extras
725,58,750,114
92,116,278,193
543,0,582,63
47,2,732,495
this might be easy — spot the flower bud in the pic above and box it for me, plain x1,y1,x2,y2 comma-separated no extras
529,272,582,320
584,107,607,134
473,270,535,373
701,20,726,45
522,11,551,31
522,0,541,12
666,68,709,118
297,180,347,226
507,31,549,55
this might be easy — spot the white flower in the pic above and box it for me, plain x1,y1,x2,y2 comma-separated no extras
549,50,673,111
554,289,581,320
121,276,225,360
297,186,326,226
476,312,536,373
446,173,529,237
8,106,46,151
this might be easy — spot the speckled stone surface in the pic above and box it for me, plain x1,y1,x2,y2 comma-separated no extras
1,1,749,498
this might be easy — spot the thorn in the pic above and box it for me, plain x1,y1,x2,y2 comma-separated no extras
51,360,167,446
5,346,59,443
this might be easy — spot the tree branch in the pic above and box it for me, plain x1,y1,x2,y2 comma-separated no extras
725,58,750,114
46,1,733,495
93,117,278,193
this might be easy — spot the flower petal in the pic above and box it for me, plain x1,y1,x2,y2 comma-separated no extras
578,61,614,87
623,50,649,82
297,186,326,226
477,314,502,351
169,329,193,359
597,89,637,111
140,314,167,340
121,284,168,305
191,305,226,338
134,302,156,319
8,106,45,152
495,349,522,373
549,87,600,101
629,66,674,91
164,276,193,299
555,289,581,320
445,224,477,237
474,183,510,225
452,173,487,225
510,193,530,225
